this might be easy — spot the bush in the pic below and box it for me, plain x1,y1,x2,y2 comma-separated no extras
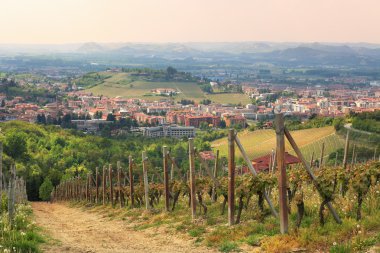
39,177,53,201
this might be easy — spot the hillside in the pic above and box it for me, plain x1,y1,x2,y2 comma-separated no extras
212,126,343,161
80,71,250,104
86,72,206,101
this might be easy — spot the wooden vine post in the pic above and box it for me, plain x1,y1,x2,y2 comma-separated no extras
102,166,106,205
142,151,150,210
86,174,90,202
95,167,99,204
212,150,219,202
188,138,197,220
109,164,114,207
228,129,235,226
129,155,134,207
320,142,325,168
342,130,350,170
275,113,289,234
8,164,16,223
170,157,175,180
117,161,122,207
310,151,314,168
163,146,170,211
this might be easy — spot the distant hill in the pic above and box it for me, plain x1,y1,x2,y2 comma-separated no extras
77,42,105,53
3,41,380,68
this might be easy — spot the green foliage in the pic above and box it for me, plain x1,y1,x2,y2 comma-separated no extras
351,111,380,134
218,241,240,252
0,121,218,200
39,177,53,201
333,117,345,131
3,130,28,161
75,72,111,88
285,116,334,131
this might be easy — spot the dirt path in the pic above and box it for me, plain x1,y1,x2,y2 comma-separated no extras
32,202,217,253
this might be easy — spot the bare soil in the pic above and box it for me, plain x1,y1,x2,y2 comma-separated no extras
32,202,217,253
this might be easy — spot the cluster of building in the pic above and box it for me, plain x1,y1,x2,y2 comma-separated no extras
243,83,380,117
1,79,379,138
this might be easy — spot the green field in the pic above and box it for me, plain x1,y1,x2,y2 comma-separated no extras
86,72,206,101
85,72,251,104
212,126,345,162
205,93,251,105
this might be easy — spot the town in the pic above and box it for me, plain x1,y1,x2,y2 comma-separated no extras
0,68,379,138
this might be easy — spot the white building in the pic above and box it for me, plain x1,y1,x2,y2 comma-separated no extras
142,125,195,138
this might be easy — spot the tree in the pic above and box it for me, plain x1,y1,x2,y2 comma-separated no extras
94,111,103,119
106,113,116,122
219,120,226,129
39,177,53,201
166,66,177,78
4,131,28,161
199,122,210,130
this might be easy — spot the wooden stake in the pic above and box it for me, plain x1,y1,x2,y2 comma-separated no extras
170,157,175,180
228,129,235,226
109,164,114,207
284,127,342,224
142,151,150,210
95,167,99,204
275,113,288,234
102,166,106,205
310,151,314,168
117,162,122,208
129,155,134,207
189,138,197,220
8,164,16,224
342,131,350,171
163,146,170,212
212,150,219,202
320,142,325,169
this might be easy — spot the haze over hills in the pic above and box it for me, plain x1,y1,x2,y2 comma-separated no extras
2,42,380,69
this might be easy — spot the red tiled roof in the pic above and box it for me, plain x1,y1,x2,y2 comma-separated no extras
252,152,301,172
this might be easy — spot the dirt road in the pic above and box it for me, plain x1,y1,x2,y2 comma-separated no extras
32,202,217,253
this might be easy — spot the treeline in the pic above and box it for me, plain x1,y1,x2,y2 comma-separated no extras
122,66,196,82
285,115,336,131
351,111,380,134
0,121,212,201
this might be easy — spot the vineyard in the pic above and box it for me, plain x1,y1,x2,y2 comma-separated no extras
211,126,345,162
51,115,380,253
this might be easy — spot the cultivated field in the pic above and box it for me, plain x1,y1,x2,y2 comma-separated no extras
205,93,251,105
212,126,344,161
86,72,206,101
85,72,251,104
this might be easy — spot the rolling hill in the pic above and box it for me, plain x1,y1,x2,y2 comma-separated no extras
82,72,250,104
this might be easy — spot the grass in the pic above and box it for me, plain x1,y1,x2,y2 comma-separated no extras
205,93,251,105
0,203,45,253
212,126,343,161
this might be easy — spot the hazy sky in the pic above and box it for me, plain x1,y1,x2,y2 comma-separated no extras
1,0,379,44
